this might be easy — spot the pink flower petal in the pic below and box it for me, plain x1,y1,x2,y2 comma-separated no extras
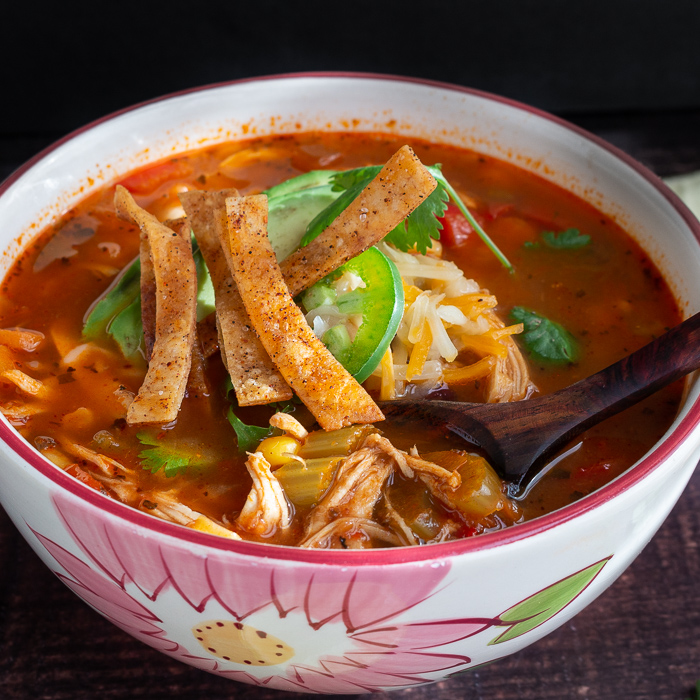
35,531,160,621
54,493,171,598
206,558,278,619
345,649,470,674
291,659,426,692
352,618,494,649
341,565,451,632
159,547,212,611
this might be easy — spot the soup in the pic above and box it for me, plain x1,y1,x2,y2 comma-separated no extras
0,132,682,548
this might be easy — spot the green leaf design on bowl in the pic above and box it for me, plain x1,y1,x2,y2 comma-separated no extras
489,556,612,645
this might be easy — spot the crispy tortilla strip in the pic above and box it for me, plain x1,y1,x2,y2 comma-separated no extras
281,144,437,296
197,312,219,359
225,194,384,431
179,189,292,406
138,218,159,360
115,186,197,424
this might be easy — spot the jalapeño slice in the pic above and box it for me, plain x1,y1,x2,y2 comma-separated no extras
302,246,404,383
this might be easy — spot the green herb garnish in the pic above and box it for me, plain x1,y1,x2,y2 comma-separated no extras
302,164,512,269
136,432,206,477
226,407,273,453
525,228,591,250
510,307,578,363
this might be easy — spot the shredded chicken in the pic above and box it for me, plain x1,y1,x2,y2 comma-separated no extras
236,452,291,537
61,441,129,476
301,517,403,549
1,369,45,396
363,433,461,489
301,440,394,543
0,401,42,425
269,412,308,440
484,313,532,402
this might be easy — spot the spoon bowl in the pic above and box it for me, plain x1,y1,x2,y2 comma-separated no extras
381,310,700,492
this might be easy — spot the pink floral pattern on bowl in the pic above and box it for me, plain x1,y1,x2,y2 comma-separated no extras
27,492,611,693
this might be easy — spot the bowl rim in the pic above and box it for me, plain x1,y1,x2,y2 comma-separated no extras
2,70,700,566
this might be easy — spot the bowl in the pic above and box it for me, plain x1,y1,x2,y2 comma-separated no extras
0,73,699,694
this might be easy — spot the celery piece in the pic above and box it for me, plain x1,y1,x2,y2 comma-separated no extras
301,283,337,311
390,487,442,541
322,324,351,360
298,424,377,460
276,456,342,506
425,451,506,520
336,289,364,314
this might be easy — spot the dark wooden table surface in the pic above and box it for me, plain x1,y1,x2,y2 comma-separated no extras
1,110,699,700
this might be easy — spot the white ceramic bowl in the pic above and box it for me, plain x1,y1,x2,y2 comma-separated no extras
1,73,699,694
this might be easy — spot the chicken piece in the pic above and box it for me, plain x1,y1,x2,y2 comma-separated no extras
362,433,461,489
269,412,308,440
62,441,129,477
301,517,403,549
236,452,291,537
483,313,532,402
301,441,394,542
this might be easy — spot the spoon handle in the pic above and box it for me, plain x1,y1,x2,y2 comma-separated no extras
494,309,700,482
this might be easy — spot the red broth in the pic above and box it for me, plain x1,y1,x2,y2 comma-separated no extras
0,132,683,544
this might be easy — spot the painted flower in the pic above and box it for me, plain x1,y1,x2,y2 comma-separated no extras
33,493,610,694
32,493,497,693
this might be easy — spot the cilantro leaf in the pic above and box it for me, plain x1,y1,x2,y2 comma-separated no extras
510,307,578,363
136,432,204,478
384,179,449,253
226,407,273,453
305,162,511,266
530,228,591,249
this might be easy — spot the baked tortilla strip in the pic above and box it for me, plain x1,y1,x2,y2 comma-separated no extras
138,215,210,397
281,144,437,296
225,194,384,431
114,186,197,424
138,221,157,359
179,189,292,406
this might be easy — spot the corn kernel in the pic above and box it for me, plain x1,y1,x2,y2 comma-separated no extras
258,435,301,467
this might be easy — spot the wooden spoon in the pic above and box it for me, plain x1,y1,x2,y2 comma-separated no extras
380,311,700,494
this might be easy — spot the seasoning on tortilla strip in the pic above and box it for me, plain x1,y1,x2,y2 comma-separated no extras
179,189,293,406
115,186,197,424
224,194,384,431
281,144,437,296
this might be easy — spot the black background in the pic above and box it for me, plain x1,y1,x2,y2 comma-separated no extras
4,0,700,138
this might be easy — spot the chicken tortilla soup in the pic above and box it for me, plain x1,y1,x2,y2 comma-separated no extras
0,132,683,548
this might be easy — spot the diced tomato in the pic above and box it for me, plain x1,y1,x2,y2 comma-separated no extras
454,523,478,539
487,202,514,220
118,159,194,195
438,204,474,248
